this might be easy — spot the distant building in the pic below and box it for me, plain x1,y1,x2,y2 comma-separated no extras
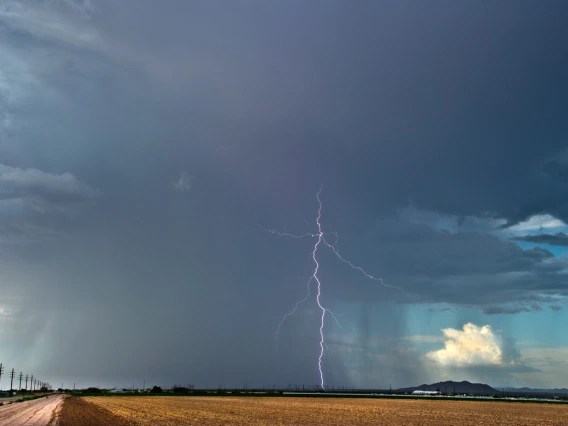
412,390,441,395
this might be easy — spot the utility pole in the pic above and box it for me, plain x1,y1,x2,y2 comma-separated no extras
30,375,34,392
19,372,23,390
25,375,29,391
9,369,15,395
0,363,3,389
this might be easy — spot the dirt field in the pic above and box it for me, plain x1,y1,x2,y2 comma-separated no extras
59,397,134,426
78,396,568,425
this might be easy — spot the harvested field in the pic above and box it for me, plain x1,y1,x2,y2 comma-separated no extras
82,396,568,425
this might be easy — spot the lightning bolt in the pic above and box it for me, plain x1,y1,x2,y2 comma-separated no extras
259,187,400,390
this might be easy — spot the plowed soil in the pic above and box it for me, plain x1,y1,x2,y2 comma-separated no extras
59,397,134,426
82,396,568,425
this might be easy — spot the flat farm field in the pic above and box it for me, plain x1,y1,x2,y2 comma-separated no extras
82,396,568,425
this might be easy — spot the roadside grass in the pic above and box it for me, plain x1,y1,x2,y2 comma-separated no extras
0,393,53,406
16,393,52,403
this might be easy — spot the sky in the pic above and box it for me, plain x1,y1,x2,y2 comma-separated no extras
1,0,568,391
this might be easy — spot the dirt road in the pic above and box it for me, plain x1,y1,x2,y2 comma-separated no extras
0,395,64,426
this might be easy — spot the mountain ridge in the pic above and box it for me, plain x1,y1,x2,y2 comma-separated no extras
397,380,498,394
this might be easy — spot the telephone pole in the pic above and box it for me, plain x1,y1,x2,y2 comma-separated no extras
25,375,29,391
30,375,34,392
9,369,15,395
0,363,3,389
19,372,23,390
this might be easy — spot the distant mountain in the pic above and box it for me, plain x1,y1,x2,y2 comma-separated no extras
502,387,568,394
397,380,498,395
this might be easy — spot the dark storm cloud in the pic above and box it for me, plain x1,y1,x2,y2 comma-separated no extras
512,233,568,247
316,216,566,312
542,160,568,183
135,0,568,228
483,304,543,315
1,0,568,389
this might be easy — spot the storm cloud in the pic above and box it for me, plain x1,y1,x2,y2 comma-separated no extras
0,0,567,390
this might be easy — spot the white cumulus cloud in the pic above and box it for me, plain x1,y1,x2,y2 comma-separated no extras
426,323,503,367
507,214,566,233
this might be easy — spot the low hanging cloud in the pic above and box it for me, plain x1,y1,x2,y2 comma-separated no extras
426,323,503,367
428,307,454,313
0,163,97,214
512,232,568,247
482,303,543,315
